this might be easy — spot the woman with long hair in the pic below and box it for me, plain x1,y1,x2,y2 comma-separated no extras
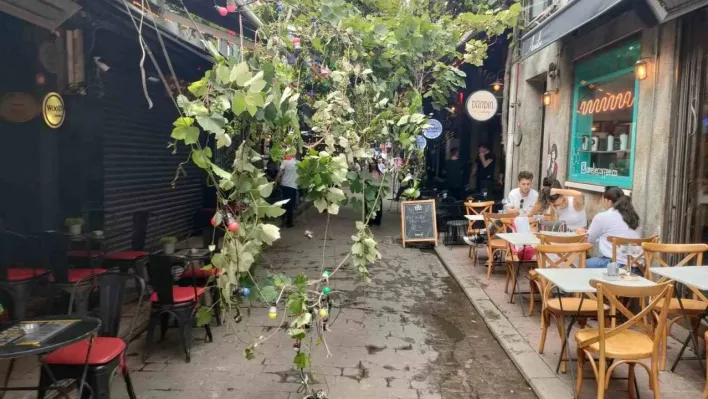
579,186,641,268
527,178,587,230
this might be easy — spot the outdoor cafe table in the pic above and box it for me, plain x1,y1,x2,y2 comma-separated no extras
649,266,708,373
0,315,101,398
496,232,578,314
534,268,656,378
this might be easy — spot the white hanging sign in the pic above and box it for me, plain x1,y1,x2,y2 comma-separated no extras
465,90,498,122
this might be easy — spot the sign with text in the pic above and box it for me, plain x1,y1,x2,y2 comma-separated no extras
42,92,65,129
401,200,438,247
422,119,443,139
465,90,498,122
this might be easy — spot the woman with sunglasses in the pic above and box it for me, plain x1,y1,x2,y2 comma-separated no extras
577,186,640,268
527,178,587,231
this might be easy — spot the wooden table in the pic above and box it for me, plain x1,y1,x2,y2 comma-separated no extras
650,266,708,372
535,268,656,377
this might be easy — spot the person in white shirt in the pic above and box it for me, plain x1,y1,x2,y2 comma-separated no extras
577,186,640,268
528,178,587,230
507,171,538,214
276,155,299,228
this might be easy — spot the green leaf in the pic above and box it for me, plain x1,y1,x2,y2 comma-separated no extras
192,149,210,169
216,133,232,149
258,183,274,198
244,345,256,360
287,294,305,315
293,352,310,370
259,285,278,303
196,114,226,135
352,242,364,255
287,328,306,340
259,224,281,245
232,91,248,115
210,163,231,179
216,64,231,84
292,312,312,328
244,71,265,88
230,62,250,84
311,37,323,52
327,203,340,215
176,126,199,144
211,253,226,269
313,198,327,213
280,86,293,105
195,307,213,326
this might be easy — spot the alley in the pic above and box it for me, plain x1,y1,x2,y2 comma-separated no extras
118,204,536,399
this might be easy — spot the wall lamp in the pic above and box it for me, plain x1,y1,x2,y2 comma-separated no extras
634,59,649,81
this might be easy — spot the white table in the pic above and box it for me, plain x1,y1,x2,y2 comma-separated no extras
464,214,484,222
535,268,655,376
496,232,580,312
649,266,708,372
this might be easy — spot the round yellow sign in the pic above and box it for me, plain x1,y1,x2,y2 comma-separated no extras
42,92,65,128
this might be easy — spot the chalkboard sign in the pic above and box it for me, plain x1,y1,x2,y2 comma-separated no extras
400,200,438,247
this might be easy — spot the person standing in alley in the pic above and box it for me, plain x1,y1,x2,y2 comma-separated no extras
444,147,463,199
471,143,496,197
276,154,299,228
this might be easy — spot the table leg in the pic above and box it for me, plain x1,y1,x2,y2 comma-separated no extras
670,296,705,374
77,334,96,398
0,359,15,399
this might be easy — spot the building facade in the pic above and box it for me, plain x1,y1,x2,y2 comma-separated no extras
506,0,707,243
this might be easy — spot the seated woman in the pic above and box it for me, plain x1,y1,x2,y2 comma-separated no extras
577,186,640,268
528,178,587,231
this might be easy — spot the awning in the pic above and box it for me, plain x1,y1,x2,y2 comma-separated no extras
520,0,626,59
0,0,81,30
644,0,708,22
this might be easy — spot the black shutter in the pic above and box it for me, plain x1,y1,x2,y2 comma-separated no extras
98,73,203,251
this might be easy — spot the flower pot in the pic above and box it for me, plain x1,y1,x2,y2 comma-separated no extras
163,243,176,255
68,224,82,235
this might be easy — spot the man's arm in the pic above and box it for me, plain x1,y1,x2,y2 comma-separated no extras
479,153,493,168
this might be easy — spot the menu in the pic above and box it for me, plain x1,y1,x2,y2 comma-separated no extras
0,319,78,347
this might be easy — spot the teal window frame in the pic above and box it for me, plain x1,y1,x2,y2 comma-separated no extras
568,41,641,189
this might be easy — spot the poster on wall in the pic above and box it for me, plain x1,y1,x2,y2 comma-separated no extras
465,90,498,122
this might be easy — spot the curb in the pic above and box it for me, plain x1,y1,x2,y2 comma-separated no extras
434,246,574,399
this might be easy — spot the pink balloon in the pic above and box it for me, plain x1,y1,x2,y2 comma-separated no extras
216,6,228,16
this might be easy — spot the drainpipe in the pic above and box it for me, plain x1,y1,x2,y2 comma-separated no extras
504,61,521,197
641,27,660,236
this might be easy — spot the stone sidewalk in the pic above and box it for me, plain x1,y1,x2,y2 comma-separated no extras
435,243,705,399
2,204,537,399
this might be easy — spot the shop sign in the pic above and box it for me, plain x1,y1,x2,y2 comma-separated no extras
422,119,443,139
465,90,498,122
416,135,427,149
0,93,39,123
42,92,65,129
580,162,618,177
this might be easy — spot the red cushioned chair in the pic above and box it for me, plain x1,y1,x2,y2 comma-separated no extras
144,254,212,363
0,231,51,320
38,272,145,399
179,264,221,326
102,211,153,281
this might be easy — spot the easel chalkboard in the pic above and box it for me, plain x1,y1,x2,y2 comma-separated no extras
400,200,438,247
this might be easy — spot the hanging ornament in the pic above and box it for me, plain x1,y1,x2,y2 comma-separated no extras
322,82,330,89
320,65,331,78
322,270,330,280
215,5,228,16
268,306,277,320
226,2,237,12
287,54,296,65
292,37,301,50
318,308,328,318
293,340,301,351
276,2,284,12
226,214,239,232
239,287,251,297
322,287,332,295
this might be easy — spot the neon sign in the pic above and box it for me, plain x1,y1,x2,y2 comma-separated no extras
578,91,634,115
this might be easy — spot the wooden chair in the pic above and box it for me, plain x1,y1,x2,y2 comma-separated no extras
704,330,708,399
575,280,674,399
528,233,588,316
482,212,517,281
536,243,599,373
499,217,536,297
465,201,494,235
642,242,708,370
608,235,659,277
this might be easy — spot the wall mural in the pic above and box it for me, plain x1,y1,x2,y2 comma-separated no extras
547,140,558,181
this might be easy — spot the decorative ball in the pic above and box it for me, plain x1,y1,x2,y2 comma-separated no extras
210,217,217,226
318,308,328,318
240,287,250,297
226,4,237,12
322,270,330,278
322,287,331,295
216,6,228,16
227,220,239,232
268,306,277,320
276,2,284,12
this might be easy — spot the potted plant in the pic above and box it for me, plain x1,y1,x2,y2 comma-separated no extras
160,236,178,254
64,217,84,235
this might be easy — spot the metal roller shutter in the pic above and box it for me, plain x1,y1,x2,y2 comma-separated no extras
99,73,204,251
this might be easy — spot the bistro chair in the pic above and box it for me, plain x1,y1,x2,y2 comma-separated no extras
38,272,145,399
704,330,708,399
608,235,659,277
482,212,516,280
575,280,673,399
528,233,588,316
0,231,51,320
535,243,602,373
102,211,154,282
464,200,494,235
144,254,213,363
642,242,708,370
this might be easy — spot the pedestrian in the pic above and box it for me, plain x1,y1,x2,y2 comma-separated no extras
577,186,640,269
276,154,298,228
471,143,496,196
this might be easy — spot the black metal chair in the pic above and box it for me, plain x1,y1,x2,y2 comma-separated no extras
0,231,51,320
144,254,213,363
37,272,145,399
102,211,154,282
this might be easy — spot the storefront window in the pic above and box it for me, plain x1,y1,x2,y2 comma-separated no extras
569,41,641,188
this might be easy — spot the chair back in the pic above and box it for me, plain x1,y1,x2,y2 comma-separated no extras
608,235,658,276
538,219,567,232
537,233,587,245
131,211,151,251
584,280,674,364
0,231,40,280
69,272,146,339
147,254,178,305
536,243,592,269
642,242,708,270
465,201,494,216
42,231,72,283
482,212,517,239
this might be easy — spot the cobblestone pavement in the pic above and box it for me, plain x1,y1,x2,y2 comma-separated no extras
2,204,536,399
